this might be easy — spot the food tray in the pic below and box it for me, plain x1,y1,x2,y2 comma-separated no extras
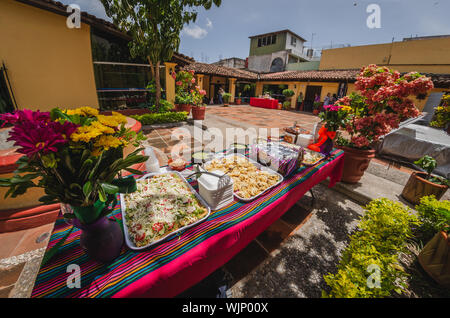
302,149,326,167
201,153,284,202
120,171,211,251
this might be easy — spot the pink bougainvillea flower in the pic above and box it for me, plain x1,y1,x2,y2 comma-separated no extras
176,81,182,86
191,78,196,84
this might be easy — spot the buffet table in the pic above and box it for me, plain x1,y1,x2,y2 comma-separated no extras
31,149,344,298
250,97,279,109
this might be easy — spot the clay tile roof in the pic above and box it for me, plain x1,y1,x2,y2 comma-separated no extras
183,62,258,80
260,69,360,82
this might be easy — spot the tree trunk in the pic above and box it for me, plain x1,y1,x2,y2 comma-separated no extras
155,61,161,110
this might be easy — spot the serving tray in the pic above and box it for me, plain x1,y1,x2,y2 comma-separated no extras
120,171,211,251
302,149,326,167
201,153,284,202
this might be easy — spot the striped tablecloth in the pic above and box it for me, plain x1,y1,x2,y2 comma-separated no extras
31,149,344,298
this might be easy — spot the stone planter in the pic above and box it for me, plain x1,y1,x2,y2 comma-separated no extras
401,172,448,205
192,106,206,120
339,146,376,184
418,230,450,288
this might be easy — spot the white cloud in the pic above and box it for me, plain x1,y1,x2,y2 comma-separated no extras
183,24,208,39
206,18,213,29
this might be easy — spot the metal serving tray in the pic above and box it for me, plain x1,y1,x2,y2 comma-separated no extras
120,171,211,251
201,153,284,203
302,149,326,167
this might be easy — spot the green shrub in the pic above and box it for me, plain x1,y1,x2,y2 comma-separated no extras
222,93,232,103
415,195,450,243
282,101,291,110
282,89,295,98
131,112,187,125
322,198,420,298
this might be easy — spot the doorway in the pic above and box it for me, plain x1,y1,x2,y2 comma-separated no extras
304,85,322,112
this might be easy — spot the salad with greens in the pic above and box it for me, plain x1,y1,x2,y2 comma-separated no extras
123,173,208,247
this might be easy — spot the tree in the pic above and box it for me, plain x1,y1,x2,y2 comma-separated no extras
100,0,221,108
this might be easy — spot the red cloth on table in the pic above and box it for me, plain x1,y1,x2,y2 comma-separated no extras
250,98,279,109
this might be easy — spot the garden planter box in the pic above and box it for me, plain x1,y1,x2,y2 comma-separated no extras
401,172,448,205
339,146,376,184
418,230,450,288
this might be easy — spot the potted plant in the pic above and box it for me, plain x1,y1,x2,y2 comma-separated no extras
222,93,232,107
191,86,207,120
175,70,198,115
312,102,322,115
334,65,434,184
416,196,450,288
235,93,242,105
282,89,295,110
0,107,148,263
401,155,449,205
430,95,450,135
282,101,291,110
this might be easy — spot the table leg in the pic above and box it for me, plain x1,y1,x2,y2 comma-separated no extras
309,188,316,207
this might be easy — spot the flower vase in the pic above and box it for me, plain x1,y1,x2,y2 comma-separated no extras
66,201,124,263
72,216,124,263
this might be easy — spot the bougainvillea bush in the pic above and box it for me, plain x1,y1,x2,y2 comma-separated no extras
174,70,206,106
335,65,434,149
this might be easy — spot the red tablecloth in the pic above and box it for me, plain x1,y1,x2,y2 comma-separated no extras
250,98,279,109
31,150,344,298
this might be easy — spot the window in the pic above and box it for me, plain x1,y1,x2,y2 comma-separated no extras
258,35,276,48
291,36,297,46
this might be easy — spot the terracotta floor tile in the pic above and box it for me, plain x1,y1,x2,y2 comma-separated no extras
0,263,25,287
224,240,268,283
10,223,54,257
255,219,293,253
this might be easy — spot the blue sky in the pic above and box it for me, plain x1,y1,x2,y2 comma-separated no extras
60,0,450,63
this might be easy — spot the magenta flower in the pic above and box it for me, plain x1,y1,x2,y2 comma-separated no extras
2,109,79,158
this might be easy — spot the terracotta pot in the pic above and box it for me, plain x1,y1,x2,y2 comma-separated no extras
418,230,450,288
313,109,319,115
236,99,241,105
192,106,206,120
340,146,376,184
178,104,192,115
401,172,448,205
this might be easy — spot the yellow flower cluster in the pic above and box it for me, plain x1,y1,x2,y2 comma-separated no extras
96,112,127,128
70,121,115,143
340,105,352,112
66,107,99,117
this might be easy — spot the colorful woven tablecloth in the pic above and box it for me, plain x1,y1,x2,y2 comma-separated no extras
31,149,344,298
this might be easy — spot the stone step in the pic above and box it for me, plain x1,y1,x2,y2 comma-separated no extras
329,171,415,208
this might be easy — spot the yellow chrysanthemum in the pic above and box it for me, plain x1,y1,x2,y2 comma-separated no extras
65,107,99,117
70,126,103,143
94,135,123,151
89,121,115,134
96,113,127,128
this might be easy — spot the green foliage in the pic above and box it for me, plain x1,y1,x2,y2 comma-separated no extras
131,112,187,125
313,101,322,110
222,93,232,103
282,89,295,98
100,0,221,107
146,99,174,113
282,101,291,110
323,198,420,298
415,195,450,243
414,155,437,177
